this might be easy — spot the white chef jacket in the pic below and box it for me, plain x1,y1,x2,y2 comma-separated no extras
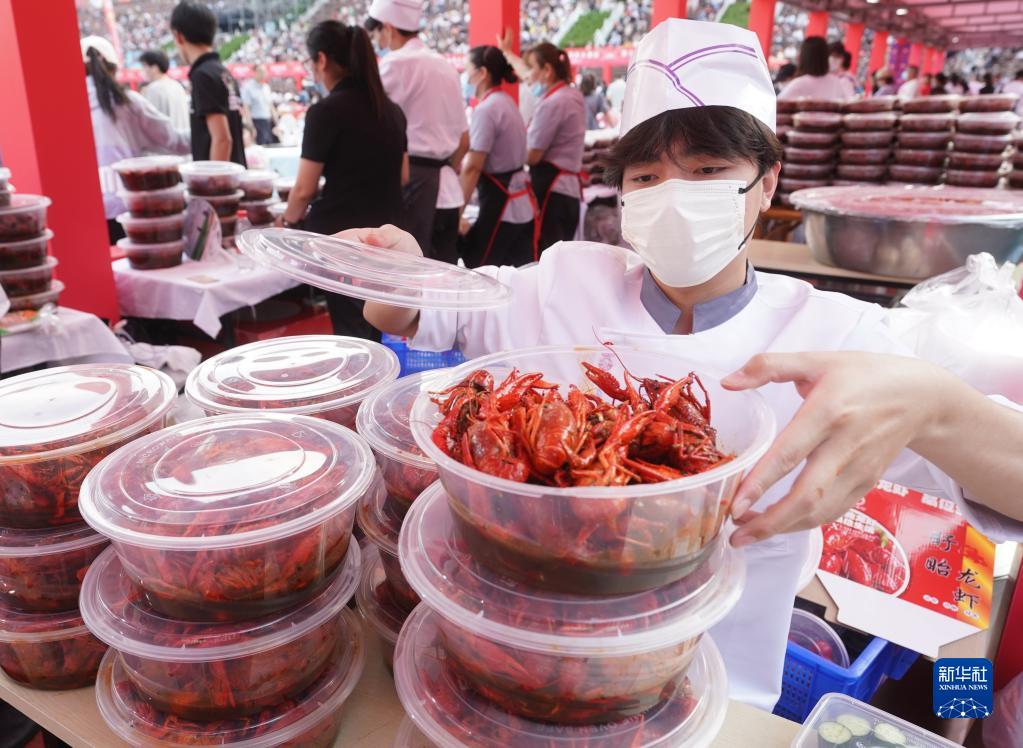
379,38,468,210
413,241,1023,710
777,73,855,101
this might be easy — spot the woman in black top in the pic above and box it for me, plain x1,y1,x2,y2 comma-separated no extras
281,21,408,340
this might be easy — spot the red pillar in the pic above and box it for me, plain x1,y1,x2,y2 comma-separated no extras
908,42,924,68
652,0,687,25
930,50,946,74
806,11,829,38
748,0,777,59
0,0,118,321
865,30,888,94
469,0,519,50
844,22,864,72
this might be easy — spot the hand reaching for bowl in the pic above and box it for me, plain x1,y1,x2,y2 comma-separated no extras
722,351,1023,547
337,225,423,338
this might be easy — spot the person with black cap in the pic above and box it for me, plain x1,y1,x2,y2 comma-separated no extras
365,0,469,265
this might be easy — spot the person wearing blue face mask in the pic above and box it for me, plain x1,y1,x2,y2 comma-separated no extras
348,18,1023,714
280,20,408,341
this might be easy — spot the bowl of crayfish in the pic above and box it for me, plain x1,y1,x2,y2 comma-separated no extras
80,543,361,720
409,345,775,595
399,484,743,726
394,603,730,746
78,413,379,621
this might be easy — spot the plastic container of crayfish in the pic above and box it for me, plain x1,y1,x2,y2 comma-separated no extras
6,280,63,312
954,132,1013,154
0,524,109,613
119,184,187,218
95,608,365,748
0,229,52,271
409,345,774,596
842,112,898,131
0,256,56,296
0,602,108,689
0,195,51,242
792,112,843,132
898,113,957,132
78,413,378,622
948,151,1008,171
897,131,953,150
794,98,844,113
186,189,244,218
841,130,895,148
357,477,420,614
395,602,730,747
959,93,1019,113
238,169,277,201
0,364,176,529
179,160,246,196
356,544,408,675
838,149,890,165
782,162,833,179
893,149,948,167
957,111,1021,135
400,482,742,726
783,147,835,164
901,95,959,114
887,164,945,184
786,129,840,148
113,156,183,192
185,335,399,430
945,169,1002,189
843,96,897,114
81,544,361,720
356,371,440,514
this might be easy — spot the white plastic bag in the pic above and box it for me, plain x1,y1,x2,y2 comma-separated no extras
884,253,1023,401
984,672,1023,748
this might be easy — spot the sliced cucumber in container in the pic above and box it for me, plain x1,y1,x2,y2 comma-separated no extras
818,722,853,748
836,713,872,738
872,722,908,747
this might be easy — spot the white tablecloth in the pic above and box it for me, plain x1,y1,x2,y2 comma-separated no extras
1,307,131,373
113,257,300,337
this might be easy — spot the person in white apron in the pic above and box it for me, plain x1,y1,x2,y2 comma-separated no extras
457,45,536,269
357,19,1023,710
366,0,469,264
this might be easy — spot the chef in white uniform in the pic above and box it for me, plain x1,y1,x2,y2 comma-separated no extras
366,0,469,264
357,19,1023,710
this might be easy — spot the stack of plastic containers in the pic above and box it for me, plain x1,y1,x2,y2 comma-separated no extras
239,169,280,228
78,412,377,746
0,182,60,312
1011,134,1023,190
0,364,176,690
392,345,777,747
892,96,958,185
184,335,400,429
355,373,441,671
778,99,845,204
947,95,1020,189
837,97,898,185
113,155,187,270
180,161,246,249
776,98,795,142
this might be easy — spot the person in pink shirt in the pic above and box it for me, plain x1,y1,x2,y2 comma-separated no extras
777,36,854,101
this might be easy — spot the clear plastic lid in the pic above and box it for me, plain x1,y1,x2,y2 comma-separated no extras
794,693,959,747
95,609,366,748
81,543,361,661
787,608,849,667
0,364,176,462
0,228,53,250
112,156,184,174
238,228,512,310
179,161,246,178
0,600,90,642
400,483,744,656
238,170,277,185
116,211,185,228
395,605,728,748
116,184,186,199
790,185,1023,224
78,413,376,550
185,335,400,416
356,544,404,645
0,523,108,558
7,280,63,311
356,370,441,470
117,237,186,253
842,112,898,127
0,194,51,215
186,189,245,204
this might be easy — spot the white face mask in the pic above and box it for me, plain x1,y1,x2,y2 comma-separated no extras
829,56,843,74
620,177,759,288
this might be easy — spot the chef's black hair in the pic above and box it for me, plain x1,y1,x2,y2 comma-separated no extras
469,45,518,86
601,106,783,189
307,21,388,120
170,1,218,46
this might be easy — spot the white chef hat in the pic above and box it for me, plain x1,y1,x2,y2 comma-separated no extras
81,36,119,66
620,19,776,137
368,0,423,32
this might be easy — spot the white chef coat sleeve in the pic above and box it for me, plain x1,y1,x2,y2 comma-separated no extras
410,262,541,358
844,311,1023,542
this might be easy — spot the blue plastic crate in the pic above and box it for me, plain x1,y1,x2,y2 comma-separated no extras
382,334,465,376
774,634,918,723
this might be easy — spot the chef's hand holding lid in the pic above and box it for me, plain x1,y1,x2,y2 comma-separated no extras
723,351,1023,546
336,224,423,336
